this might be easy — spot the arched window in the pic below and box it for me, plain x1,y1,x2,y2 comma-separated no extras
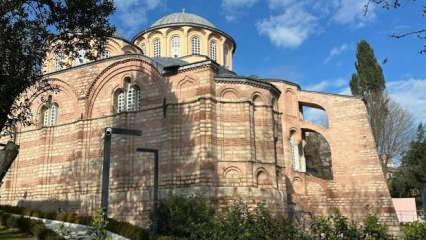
153,38,161,57
101,50,111,59
115,80,140,113
54,53,63,71
223,45,228,67
210,40,217,61
171,36,180,58
42,103,58,127
191,36,200,55
116,90,126,113
75,49,87,66
126,85,140,111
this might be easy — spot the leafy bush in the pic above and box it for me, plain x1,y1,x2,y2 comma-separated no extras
0,210,64,239
362,215,389,240
311,211,362,240
6,215,18,228
401,221,426,240
107,218,150,240
157,194,215,238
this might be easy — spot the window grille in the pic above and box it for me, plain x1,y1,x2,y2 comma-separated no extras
153,38,161,57
54,54,63,71
210,41,217,61
116,85,140,113
101,51,111,59
43,103,58,127
117,91,126,113
192,36,200,55
171,36,180,58
75,49,87,65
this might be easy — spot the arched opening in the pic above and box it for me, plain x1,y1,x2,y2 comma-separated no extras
300,103,329,128
303,129,333,180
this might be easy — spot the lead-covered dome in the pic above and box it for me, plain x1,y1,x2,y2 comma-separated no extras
151,12,215,28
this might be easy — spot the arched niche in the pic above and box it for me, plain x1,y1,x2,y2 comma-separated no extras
302,129,333,180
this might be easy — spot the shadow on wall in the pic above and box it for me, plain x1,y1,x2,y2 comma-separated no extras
17,199,81,213
102,68,218,225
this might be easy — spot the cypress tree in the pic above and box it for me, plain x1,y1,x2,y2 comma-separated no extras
350,40,386,96
350,40,388,149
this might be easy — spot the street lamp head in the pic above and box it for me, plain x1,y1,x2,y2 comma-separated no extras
105,128,113,136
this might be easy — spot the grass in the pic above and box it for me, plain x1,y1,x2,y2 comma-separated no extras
0,226,34,240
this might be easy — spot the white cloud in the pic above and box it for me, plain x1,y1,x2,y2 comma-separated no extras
222,0,258,21
222,0,258,8
256,0,376,48
323,43,349,64
114,0,161,31
306,78,347,92
257,4,317,48
333,0,375,26
388,79,426,123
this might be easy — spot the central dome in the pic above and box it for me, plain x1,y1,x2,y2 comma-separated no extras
151,12,215,28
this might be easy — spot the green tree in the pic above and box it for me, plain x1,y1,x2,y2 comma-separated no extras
350,40,385,96
390,124,426,205
0,0,115,135
350,41,388,153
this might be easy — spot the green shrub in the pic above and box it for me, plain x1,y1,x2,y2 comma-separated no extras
401,221,426,240
77,215,92,225
106,218,150,240
311,211,362,240
157,194,216,238
0,211,10,225
6,215,18,228
30,222,47,237
362,215,389,240
17,217,32,234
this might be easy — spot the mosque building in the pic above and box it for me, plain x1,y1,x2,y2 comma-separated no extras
0,12,399,230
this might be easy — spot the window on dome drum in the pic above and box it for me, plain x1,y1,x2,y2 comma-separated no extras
115,81,140,113
192,36,200,55
54,53,64,71
210,40,217,61
171,36,181,58
153,38,161,57
224,45,228,67
101,50,111,59
42,102,58,127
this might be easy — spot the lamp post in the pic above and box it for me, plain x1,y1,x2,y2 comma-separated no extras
136,148,159,234
101,128,142,219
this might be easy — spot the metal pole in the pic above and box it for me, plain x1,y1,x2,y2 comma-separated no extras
136,148,159,234
153,150,159,234
101,128,112,218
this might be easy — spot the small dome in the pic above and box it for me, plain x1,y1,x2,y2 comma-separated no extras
151,12,215,28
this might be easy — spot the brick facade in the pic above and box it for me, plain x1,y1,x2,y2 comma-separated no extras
0,12,399,232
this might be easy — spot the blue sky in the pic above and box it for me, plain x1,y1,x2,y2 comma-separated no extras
111,0,426,123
